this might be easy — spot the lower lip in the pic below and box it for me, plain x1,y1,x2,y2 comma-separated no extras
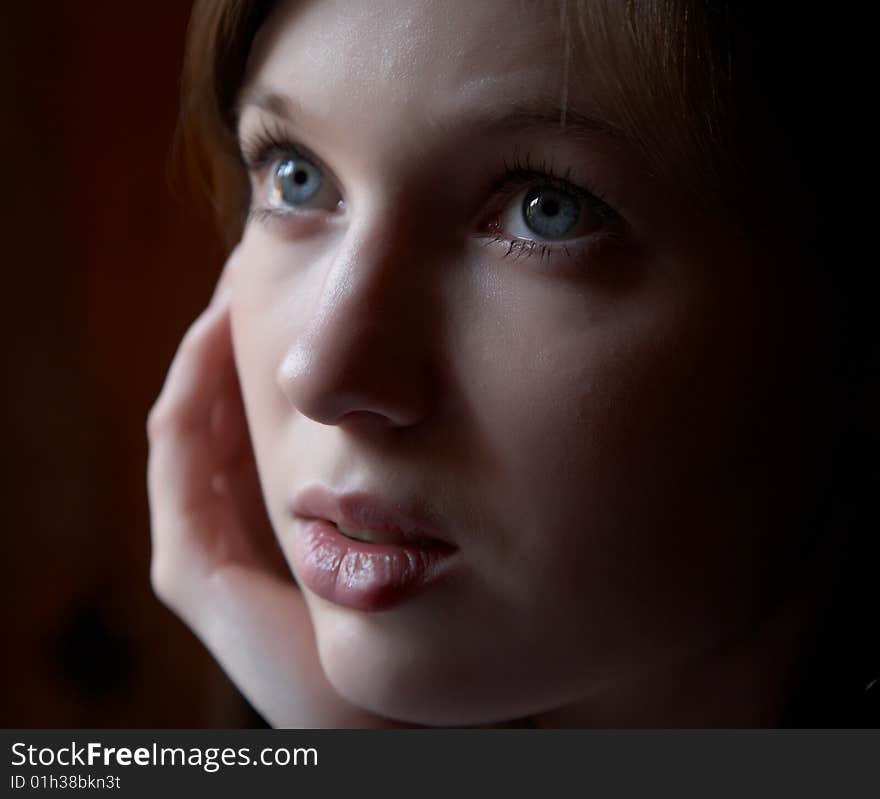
291,518,457,612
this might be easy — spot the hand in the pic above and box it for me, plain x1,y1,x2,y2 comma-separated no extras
146,252,411,728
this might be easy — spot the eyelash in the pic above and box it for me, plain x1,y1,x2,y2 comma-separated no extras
480,152,622,262
239,120,325,225
238,122,623,261
240,119,306,172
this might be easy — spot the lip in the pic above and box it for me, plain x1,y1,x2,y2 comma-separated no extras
290,486,457,611
291,486,453,545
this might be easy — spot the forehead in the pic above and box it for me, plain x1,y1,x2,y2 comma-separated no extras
245,0,587,125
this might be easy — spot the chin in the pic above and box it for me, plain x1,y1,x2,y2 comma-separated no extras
310,608,551,727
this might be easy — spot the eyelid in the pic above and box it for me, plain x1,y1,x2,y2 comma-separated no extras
489,157,620,224
238,117,345,221
239,117,626,258
474,154,628,264
238,117,333,179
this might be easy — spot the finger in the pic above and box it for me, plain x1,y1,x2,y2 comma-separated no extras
147,295,237,552
211,244,242,303
148,290,233,439
204,362,289,577
208,364,253,470
203,447,286,568
147,298,285,582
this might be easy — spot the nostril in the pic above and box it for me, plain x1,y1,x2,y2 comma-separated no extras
277,333,435,428
274,280,437,428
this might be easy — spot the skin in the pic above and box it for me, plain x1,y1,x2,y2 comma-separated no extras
149,0,841,726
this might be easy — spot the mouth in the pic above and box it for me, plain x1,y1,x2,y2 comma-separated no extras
333,522,445,548
289,485,457,611
291,485,454,549
290,521,457,613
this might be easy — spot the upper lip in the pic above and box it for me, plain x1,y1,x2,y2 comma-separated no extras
291,485,454,547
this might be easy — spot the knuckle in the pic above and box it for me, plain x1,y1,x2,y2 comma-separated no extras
149,556,180,608
146,402,171,439
150,555,203,632
179,319,203,355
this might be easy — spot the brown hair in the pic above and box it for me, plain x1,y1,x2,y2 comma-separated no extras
176,0,276,248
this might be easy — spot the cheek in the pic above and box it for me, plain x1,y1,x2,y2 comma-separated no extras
462,277,800,637
228,246,305,524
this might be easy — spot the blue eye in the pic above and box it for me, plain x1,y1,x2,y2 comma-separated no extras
271,157,323,206
263,154,343,213
498,180,609,247
522,187,581,239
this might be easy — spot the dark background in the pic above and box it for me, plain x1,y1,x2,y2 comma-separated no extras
1,4,258,726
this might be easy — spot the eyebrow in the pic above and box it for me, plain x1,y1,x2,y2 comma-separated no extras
236,88,294,126
236,87,625,142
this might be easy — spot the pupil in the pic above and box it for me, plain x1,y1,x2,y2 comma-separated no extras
294,169,308,185
541,198,560,217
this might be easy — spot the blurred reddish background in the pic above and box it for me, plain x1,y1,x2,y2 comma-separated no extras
1,4,259,726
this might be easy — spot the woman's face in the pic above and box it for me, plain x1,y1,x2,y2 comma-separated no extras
230,0,827,724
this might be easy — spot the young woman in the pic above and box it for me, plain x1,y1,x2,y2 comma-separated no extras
147,0,878,727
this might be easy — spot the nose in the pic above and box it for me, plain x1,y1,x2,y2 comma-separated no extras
277,225,439,431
